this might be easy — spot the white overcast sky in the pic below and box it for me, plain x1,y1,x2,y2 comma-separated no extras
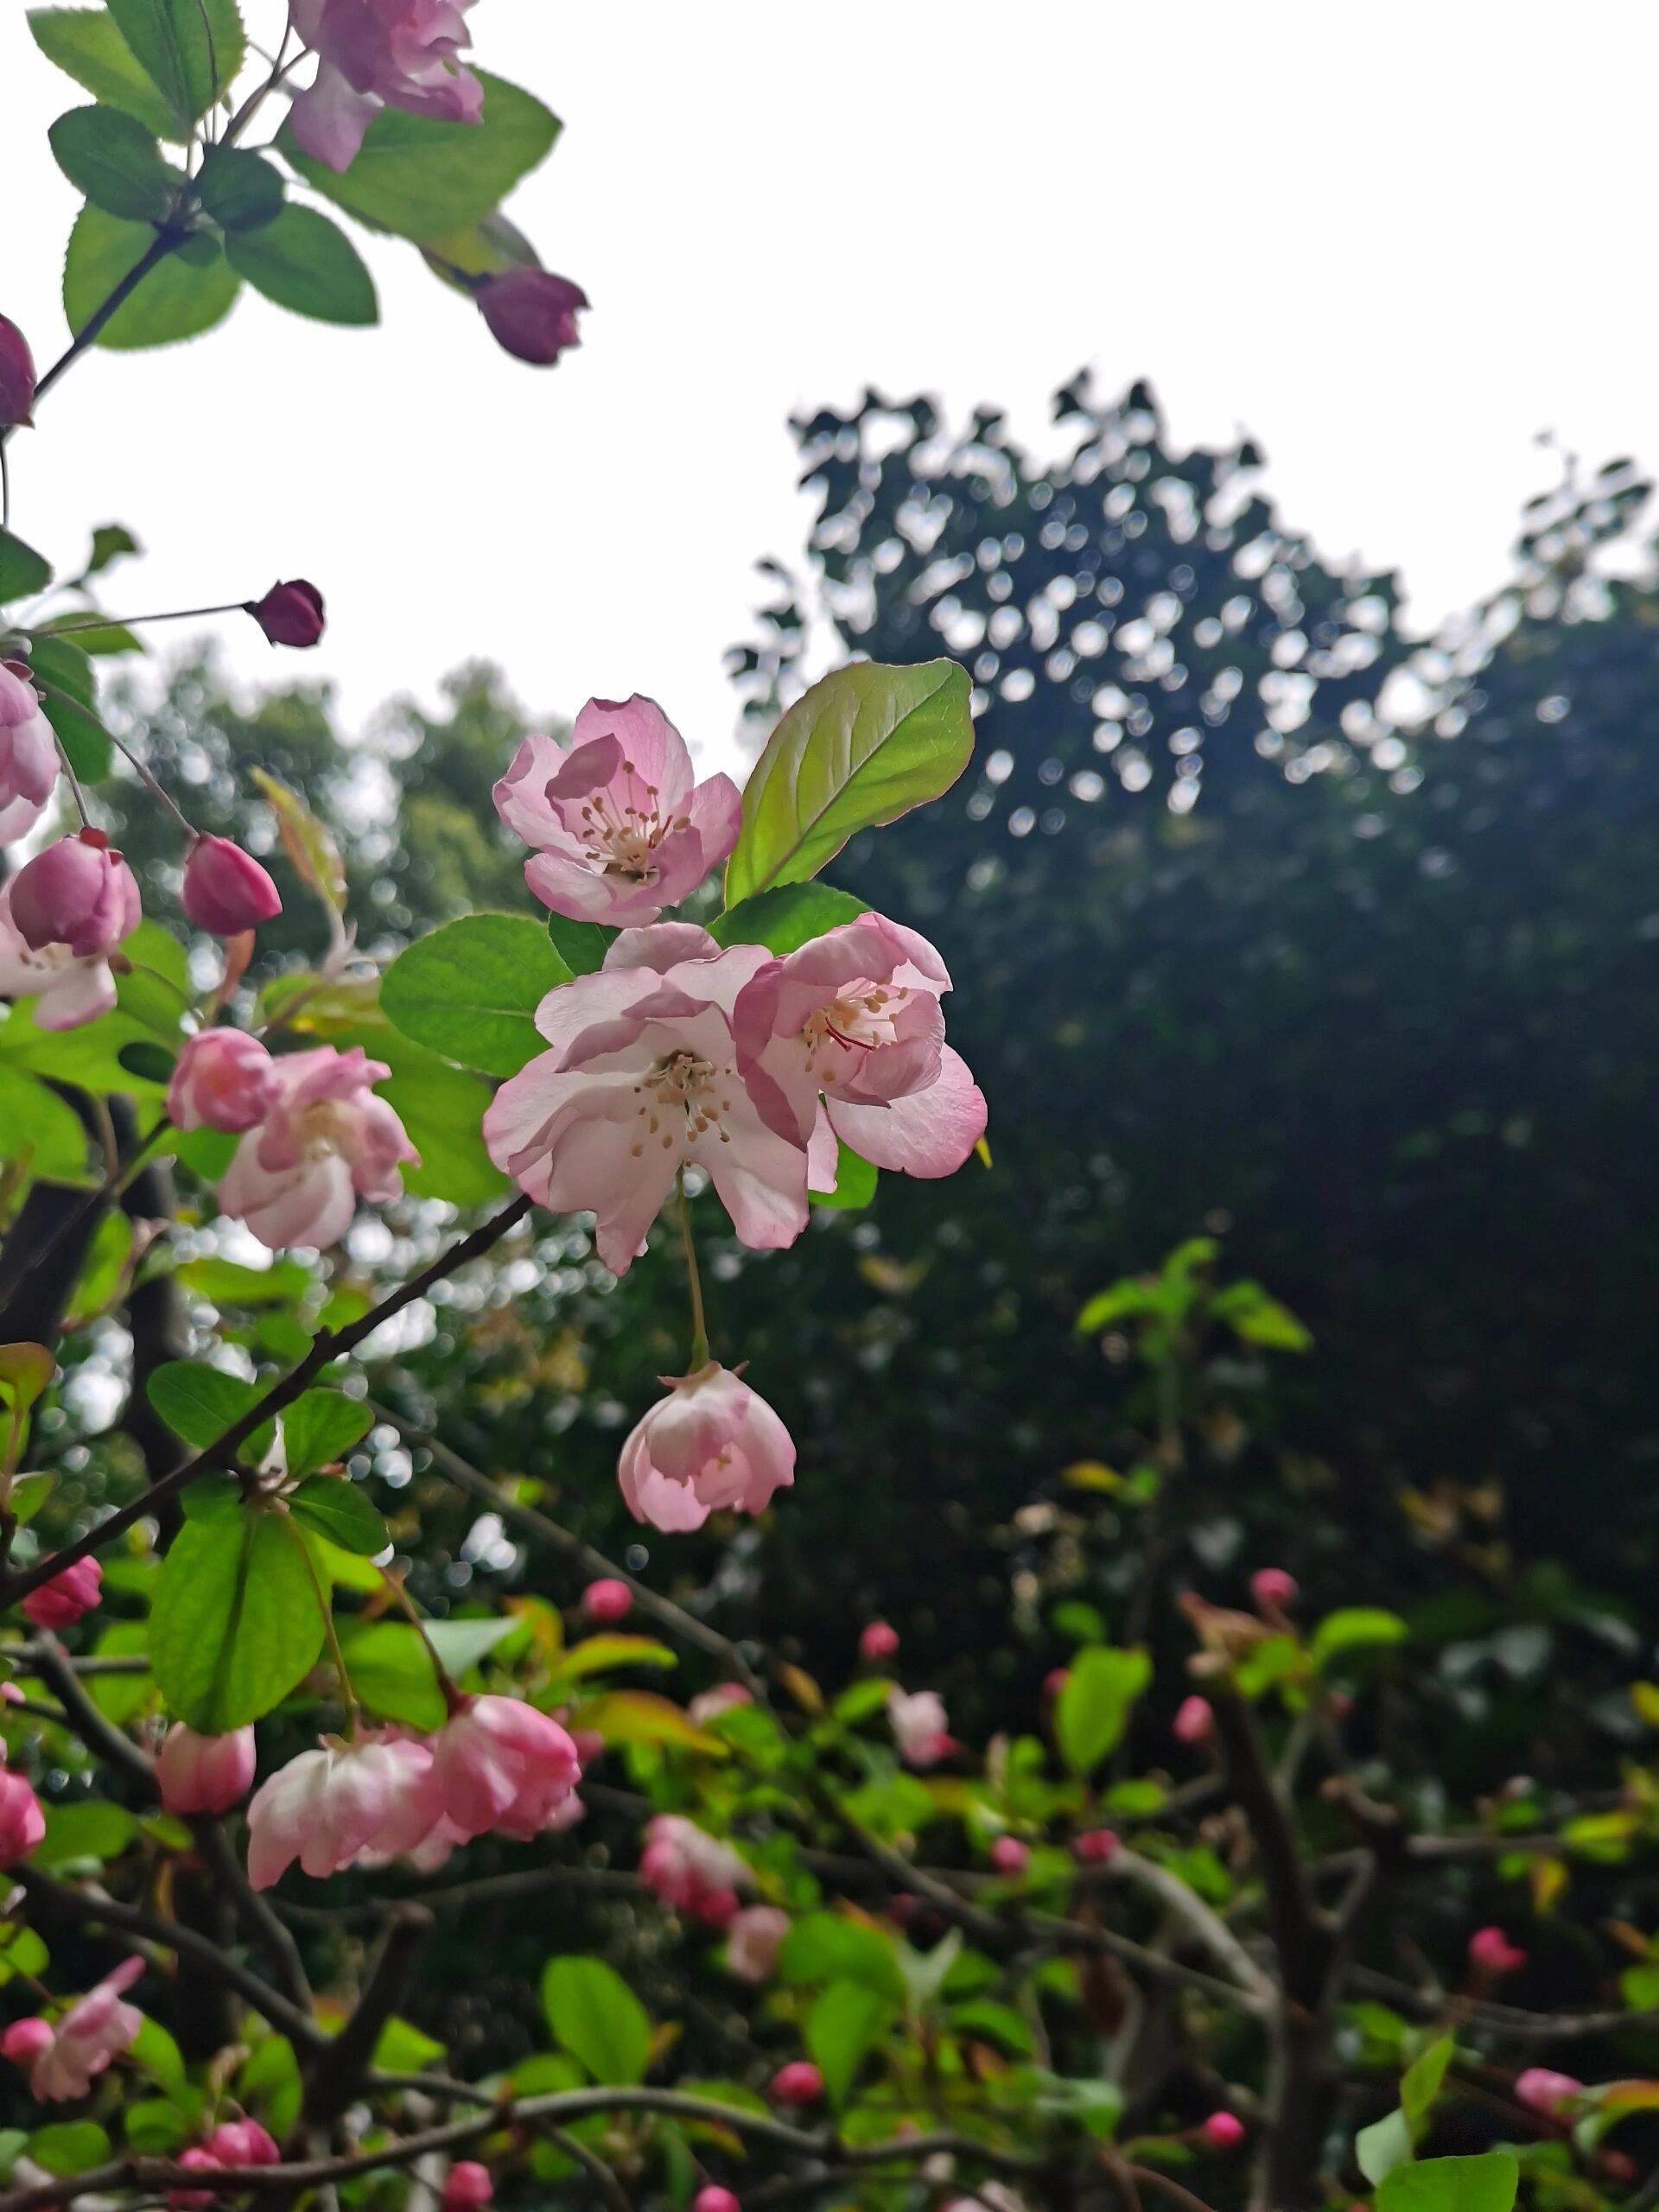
3,4,1657,773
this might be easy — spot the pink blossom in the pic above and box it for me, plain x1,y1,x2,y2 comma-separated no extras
1073,1829,1120,1865
1468,1925,1528,1978
442,2162,494,2212
0,662,57,842
1202,2111,1245,2151
289,0,482,171
1173,1694,1215,1747
1249,1567,1299,1614
246,1734,441,1887
618,1362,795,1534
205,2120,281,2167
181,836,283,936
429,1694,581,1842
167,2145,221,2209
689,1683,752,1727
483,924,808,1274
168,1031,281,1135
0,315,35,428
860,1620,899,1663
21,1555,102,1630
693,2190,741,2212
768,2062,823,2106
0,882,126,1031
1515,2068,1583,2116
639,1814,748,1921
156,1725,256,1815
0,1768,45,1866
582,1578,632,1622
888,1688,951,1769
219,1046,418,1250
734,912,987,1185
10,830,139,957
990,1835,1030,1876
477,270,588,365
2,1956,144,2100
493,698,740,926
245,579,326,647
725,1903,790,1983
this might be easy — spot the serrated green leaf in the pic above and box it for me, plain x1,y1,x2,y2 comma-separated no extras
62,205,238,351
541,1956,652,2086
28,9,181,139
226,205,377,325
105,0,244,127
709,882,870,954
194,145,283,230
150,1511,327,1732
281,1389,373,1478
48,105,177,220
380,912,571,1075
289,1477,386,1555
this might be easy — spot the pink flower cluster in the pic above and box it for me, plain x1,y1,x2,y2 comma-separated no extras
246,1697,580,1887
639,1814,749,1926
212,1044,420,1251
0,661,56,843
169,2120,281,2205
290,0,483,172
0,831,140,1032
2,1956,143,2101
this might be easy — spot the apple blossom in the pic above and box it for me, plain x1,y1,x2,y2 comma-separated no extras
990,1835,1030,1876
1073,1828,1120,1864
1249,1566,1299,1613
181,836,283,936
733,912,987,1185
2,1956,144,2101
0,662,56,842
289,1,482,172
618,1362,795,1533
428,1694,581,1841
689,1682,752,1726
888,1687,951,1768
246,1734,442,1887
0,314,35,427
693,2190,741,2212
442,2162,495,2212
207,2120,281,2167
493,697,740,926
156,1725,257,1815
10,830,139,957
167,1030,281,1135
0,882,126,1030
768,2062,823,2106
245,578,326,647
218,1046,419,1250
1173,1694,1215,1746
582,1577,633,1621
640,1814,749,1922
1202,2111,1245,2151
0,1767,45,1866
1468,1924,1528,1978
725,1903,790,1983
1515,2068,1583,2115
860,1619,899,1662
477,270,588,365
486,924,813,1270
21,1555,101,1630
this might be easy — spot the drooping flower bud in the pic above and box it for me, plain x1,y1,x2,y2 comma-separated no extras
157,1725,257,1815
21,1554,102,1630
859,1619,899,1662
429,1694,582,1842
693,2190,741,2212
441,2163,495,2212
1468,1924,1528,1978
476,270,588,365
618,1362,795,1533
1515,2068,1583,2116
168,1030,280,1135
768,2062,823,2106
0,662,57,838
10,830,140,957
0,1770,45,1866
1202,2111,1246,2151
1073,1827,1120,1865
245,579,325,648
0,316,35,428
2,1956,143,2098
582,1577,632,1622
205,2120,281,2167
181,836,283,936
1249,1566,1299,1614
1173,1694,1216,1746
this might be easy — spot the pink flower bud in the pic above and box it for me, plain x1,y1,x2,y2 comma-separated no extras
441,2161,494,2212
205,2120,280,2167
859,1619,899,1662
768,2061,823,2106
168,2145,222,2210
1202,2111,1245,2151
245,580,325,648
691,1885,741,1929
1250,1567,1299,1613
21,1554,102,1630
694,2190,741,2212
1,2017,52,2066
990,1835,1030,1876
1073,1828,1120,1865
582,1578,633,1623
726,1903,789,1983
10,831,140,957
0,316,35,428
0,1770,45,1866
1468,1925,1528,1977
477,270,588,365
157,1725,257,1815
168,1030,280,1135
1173,1694,1216,1746
181,836,283,936
1515,2068,1582,2117
1044,1667,1070,1699
429,1694,582,1843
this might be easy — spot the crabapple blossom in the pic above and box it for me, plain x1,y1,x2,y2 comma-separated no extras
640,1814,749,1922
618,1362,795,1533
990,1835,1031,1876
1249,1566,1299,1613
582,1577,633,1621
181,836,283,936
860,1619,899,1662
693,2191,741,2212
768,2062,823,2106
10,830,139,957
688,1682,752,1727
167,1030,280,1135
483,924,807,1273
725,1903,790,1982
246,1733,442,1887
218,1046,419,1251
1073,1829,1120,1864
2,1957,144,2101
1516,2068,1583,2115
1202,2112,1246,2151
888,1687,951,1768
442,2162,495,2212
428,1695,581,1841
245,579,326,647
477,270,588,365
0,315,35,426
156,1725,257,1815
167,2145,221,2209
0,662,56,841
0,883,126,1030
0,1767,45,1866
289,0,482,172
1468,1925,1528,1978
1173,1694,1215,1746
493,697,740,926
206,2120,281,2167
21,1555,101,1629
733,912,987,1185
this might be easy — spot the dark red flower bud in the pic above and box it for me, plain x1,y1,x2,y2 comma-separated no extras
245,580,325,648
476,270,588,366
0,316,35,429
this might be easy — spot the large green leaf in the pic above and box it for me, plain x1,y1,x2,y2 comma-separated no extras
541,1956,652,2086
710,881,869,954
375,1031,505,1206
34,1800,137,1869
289,1478,386,1555
1376,2155,1518,2212
544,915,617,976
62,205,238,350
0,1069,92,1182
724,660,975,904
226,206,378,326
28,9,182,139
0,1000,170,1099
334,1615,516,1730
48,105,177,220
778,1913,905,2000
1311,1607,1408,1669
279,73,560,241
804,1979,893,2107
282,1390,373,1479
105,0,244,129
150,1511,327,1732
1055,1646,1152,1777
28,634,112,779
0,531,54,603
380,912,570,1076
145,1358,261,1449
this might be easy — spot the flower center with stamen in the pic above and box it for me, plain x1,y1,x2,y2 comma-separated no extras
799,983,906,1080
299,1099,355,1162
574,761,693,883
629,1048,736,1154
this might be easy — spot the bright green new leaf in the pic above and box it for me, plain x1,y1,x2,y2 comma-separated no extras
105,0,244,128
34,1799,137,1869
779,1913,905,2000
381,912,571,1075
282,1389,374,1478
1376,2153,1517,2212
227,206,378,326
28,10,181,138
571,1689,726,1758
544,916,617,976
372,2016,446,2072
1401,2034,1454,2134
805,1979,893,2107
150,1512,327,1732
279,73,559,241
289,1478,386,1555
1311,1607,1409,1669
250,770,346,911
0,1070,92,1182
48,105,176,220
175,1255,311,1308
0,1923,51,1987
724,659,975,904
1357,2107,1414,2186
1055,1645,1152,1776
122,2099,193,2153
194,146,283,231
0,530,54,602
334,1614,516,1730
709,881,870,954
555,1635,677,1679
542,1956,652,2085
62,206,238,350
809,1138,878,1210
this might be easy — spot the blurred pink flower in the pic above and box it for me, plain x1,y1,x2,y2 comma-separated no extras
0,662,56,842
2,1956,143,2100
429,1695,581,1842
768,2062,823,2106
1173,1694,1215,1746
639,1814,748,1922
1202,2111,1246,2151
0,882,125,1030
888,1687,951,1769
859,1619,899,1662
1515,2068,1583,2116
689,1682,752,1727
1249,1566,1299,1614
168,1031,280,1135
725,1903,790,1983
219,1046,418,1250
156,1725,257,1815
990,1835,1031,1876
247,1734,441,1887
21,1555,101,1630
0,1767,45,1866
289,0,482,171
582,1578,632,1622
1468,1925,1528,1978
618,1362,795,1534
442,2161,494,2212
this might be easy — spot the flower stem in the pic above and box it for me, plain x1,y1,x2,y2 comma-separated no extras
379,1564,463,1713
676,1170,709,1370
285,1515,359,1732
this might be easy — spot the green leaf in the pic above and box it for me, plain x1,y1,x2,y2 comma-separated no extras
1209,1278,1313,1351
541,1956,652,2086
145,1358,261,1449
28,9,181,138
545,916,617,976
127,2015,185,2093
150,1512,327,1732
373,1029,506,1205
1054,1646,1152,1777
175,1255,311,1308
34,1800,137,1869
381,912,571,1075
724,659,975,904
555,1634,677,1679
48,105,176,220
0,529,54,601
709,882,869,954
1357,2108,1415,2187
0,1069,92,1182
86,1620,152,1724
805,1979,893,2107
334,1615,515,1731
1376,2154,1517,2212
105,0,244,128
124,2099,192,2153
27,634,112,780
62,206,239,351
1311,1608,1409,1669
0,1924,51,1987
282,1389,373,1478
289,1478,386,1556
809,1138,877,1210
194,146,283,231
372,2015,446,2072
26,2122,111,2177
1401,2034,1453,2135
83,522,141,576
280,73,559,241
949,1999,1035,2056
226,205,378,326
779,1913,904,2000
573,1689,726,1758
